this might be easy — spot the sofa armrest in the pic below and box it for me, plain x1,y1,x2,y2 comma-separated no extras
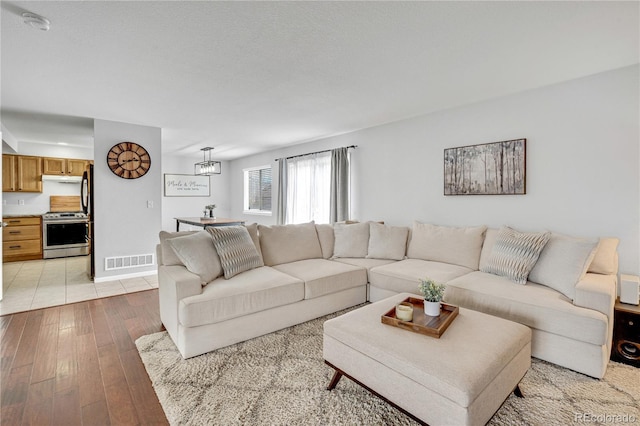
158,265,202,340
574,273,617,318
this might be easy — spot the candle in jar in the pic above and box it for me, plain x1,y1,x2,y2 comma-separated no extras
396,302,413,322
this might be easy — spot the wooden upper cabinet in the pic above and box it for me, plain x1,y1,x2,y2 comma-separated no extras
67,159,88,176
2,154,42,192
16,156,42,192
3,155,17,191
43,157,88,176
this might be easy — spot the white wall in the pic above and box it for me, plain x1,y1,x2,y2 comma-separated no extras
229,65,639,275
161,154,230,231
93,119,162,279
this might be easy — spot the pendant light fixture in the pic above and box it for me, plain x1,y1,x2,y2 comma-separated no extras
194,147,221,175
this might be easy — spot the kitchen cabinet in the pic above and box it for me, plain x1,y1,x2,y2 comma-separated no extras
2,154,42,192
43,157,88,176
3,216,42,262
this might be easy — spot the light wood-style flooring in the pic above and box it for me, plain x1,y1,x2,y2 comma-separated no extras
0,289,168,425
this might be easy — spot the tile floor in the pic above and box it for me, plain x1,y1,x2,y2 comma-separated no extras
0,256,158,316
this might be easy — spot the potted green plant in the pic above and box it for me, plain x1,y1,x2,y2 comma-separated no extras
418,278,446,316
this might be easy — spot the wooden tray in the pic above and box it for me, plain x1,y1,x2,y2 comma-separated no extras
381,297,459,338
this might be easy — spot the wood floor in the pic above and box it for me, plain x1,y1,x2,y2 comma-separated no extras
0,289,168,425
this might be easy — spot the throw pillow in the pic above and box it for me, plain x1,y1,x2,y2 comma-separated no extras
207,226,264,279
366,223,409,261
587,237,619,275
166,231,222,285
407,222,487,270
480,226,551,285
528,233,598,300
244,223,264,263
333,222,370,258
258,222,322,266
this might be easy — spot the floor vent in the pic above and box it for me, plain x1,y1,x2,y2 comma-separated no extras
105,253,155,271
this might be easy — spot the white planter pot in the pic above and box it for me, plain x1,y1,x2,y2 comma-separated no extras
423,301,441,316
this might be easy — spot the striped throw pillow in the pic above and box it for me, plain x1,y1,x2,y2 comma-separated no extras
481,226,551,285
207,226,264,279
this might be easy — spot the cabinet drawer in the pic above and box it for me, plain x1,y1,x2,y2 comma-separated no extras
3,239,41,256
4,217,41,226
3,225,41,241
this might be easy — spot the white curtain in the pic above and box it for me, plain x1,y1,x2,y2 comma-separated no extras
285,152,331,224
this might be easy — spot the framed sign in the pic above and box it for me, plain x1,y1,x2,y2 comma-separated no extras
164,174,210,197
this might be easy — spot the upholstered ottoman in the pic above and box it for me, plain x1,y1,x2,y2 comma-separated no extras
323,293,532,426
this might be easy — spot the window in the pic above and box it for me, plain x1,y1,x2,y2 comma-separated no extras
286,152,331,224
244,166,272,215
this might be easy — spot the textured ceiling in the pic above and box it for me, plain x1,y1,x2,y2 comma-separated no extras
1,1,638,159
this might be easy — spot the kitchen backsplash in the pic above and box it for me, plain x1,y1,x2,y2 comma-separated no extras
2,181,81,215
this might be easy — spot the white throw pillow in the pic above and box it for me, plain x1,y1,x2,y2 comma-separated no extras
167,231,222,285
587,237,619,275
315,224,335,259
407,222,487,270
480,226,550,285
207,226,263,279
366,223,408,261
528,233,598,300
158,231,197,266
333,222,370,258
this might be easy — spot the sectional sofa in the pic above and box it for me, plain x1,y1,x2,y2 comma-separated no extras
157,221,619,379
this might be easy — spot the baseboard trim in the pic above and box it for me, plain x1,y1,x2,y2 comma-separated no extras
94,269,157,283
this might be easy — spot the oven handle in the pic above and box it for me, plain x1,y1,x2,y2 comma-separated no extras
43,219,89,225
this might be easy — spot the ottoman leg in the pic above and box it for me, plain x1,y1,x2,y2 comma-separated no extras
327,370,343,390
514,385,524,398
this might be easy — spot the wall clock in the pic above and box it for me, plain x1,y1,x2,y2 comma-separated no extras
107,142,151,179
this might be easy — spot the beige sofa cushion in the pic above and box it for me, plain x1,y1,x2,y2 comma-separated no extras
208,226,264,279
407,222,486,270
258,222,322,266
367,223,408,261
480,226,550,285
315,224,335,259
166,231,222,285
245,223,264,263
444,271,608,346
369,259,473,295
588,237,619,275
273,259,367,299
333,222,370,258
333,258,397,282
179,266,304,327
528,233,598,300
159,230,196,266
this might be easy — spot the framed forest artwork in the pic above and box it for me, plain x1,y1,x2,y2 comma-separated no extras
444,138,526,195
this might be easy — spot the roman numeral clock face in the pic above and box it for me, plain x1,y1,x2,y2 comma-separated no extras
107,142,151,179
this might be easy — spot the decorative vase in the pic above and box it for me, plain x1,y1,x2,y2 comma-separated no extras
423,300,441,316
209,210,215,218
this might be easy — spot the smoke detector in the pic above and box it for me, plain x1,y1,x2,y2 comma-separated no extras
22,12,50,31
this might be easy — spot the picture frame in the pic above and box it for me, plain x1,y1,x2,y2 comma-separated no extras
444,138,526,195
164,174,210,197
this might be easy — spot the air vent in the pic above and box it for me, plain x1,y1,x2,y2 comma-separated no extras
104,253,154,271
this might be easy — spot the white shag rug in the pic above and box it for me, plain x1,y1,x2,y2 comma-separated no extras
136,310,640,425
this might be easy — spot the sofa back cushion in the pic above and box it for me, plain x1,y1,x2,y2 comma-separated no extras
480,226,550,285
159,230,196,266
315,224,335,259
528,233,598,300
588,237,619,275
333,222,370,258
258,222,322,266
407,222,487,269
166,231,222,285
478,228,498,270
367,222,409,260
207,226,264,279
245,223,264,263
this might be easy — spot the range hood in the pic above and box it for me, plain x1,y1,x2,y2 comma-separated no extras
42,175,82,183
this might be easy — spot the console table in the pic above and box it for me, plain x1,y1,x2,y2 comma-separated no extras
174,217,245,231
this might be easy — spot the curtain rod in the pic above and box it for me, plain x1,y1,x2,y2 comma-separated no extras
275,145,357,162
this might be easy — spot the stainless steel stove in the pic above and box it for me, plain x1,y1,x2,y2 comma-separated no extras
42,211,89,258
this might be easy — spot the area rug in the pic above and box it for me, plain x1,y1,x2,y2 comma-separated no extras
136,309,640,425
